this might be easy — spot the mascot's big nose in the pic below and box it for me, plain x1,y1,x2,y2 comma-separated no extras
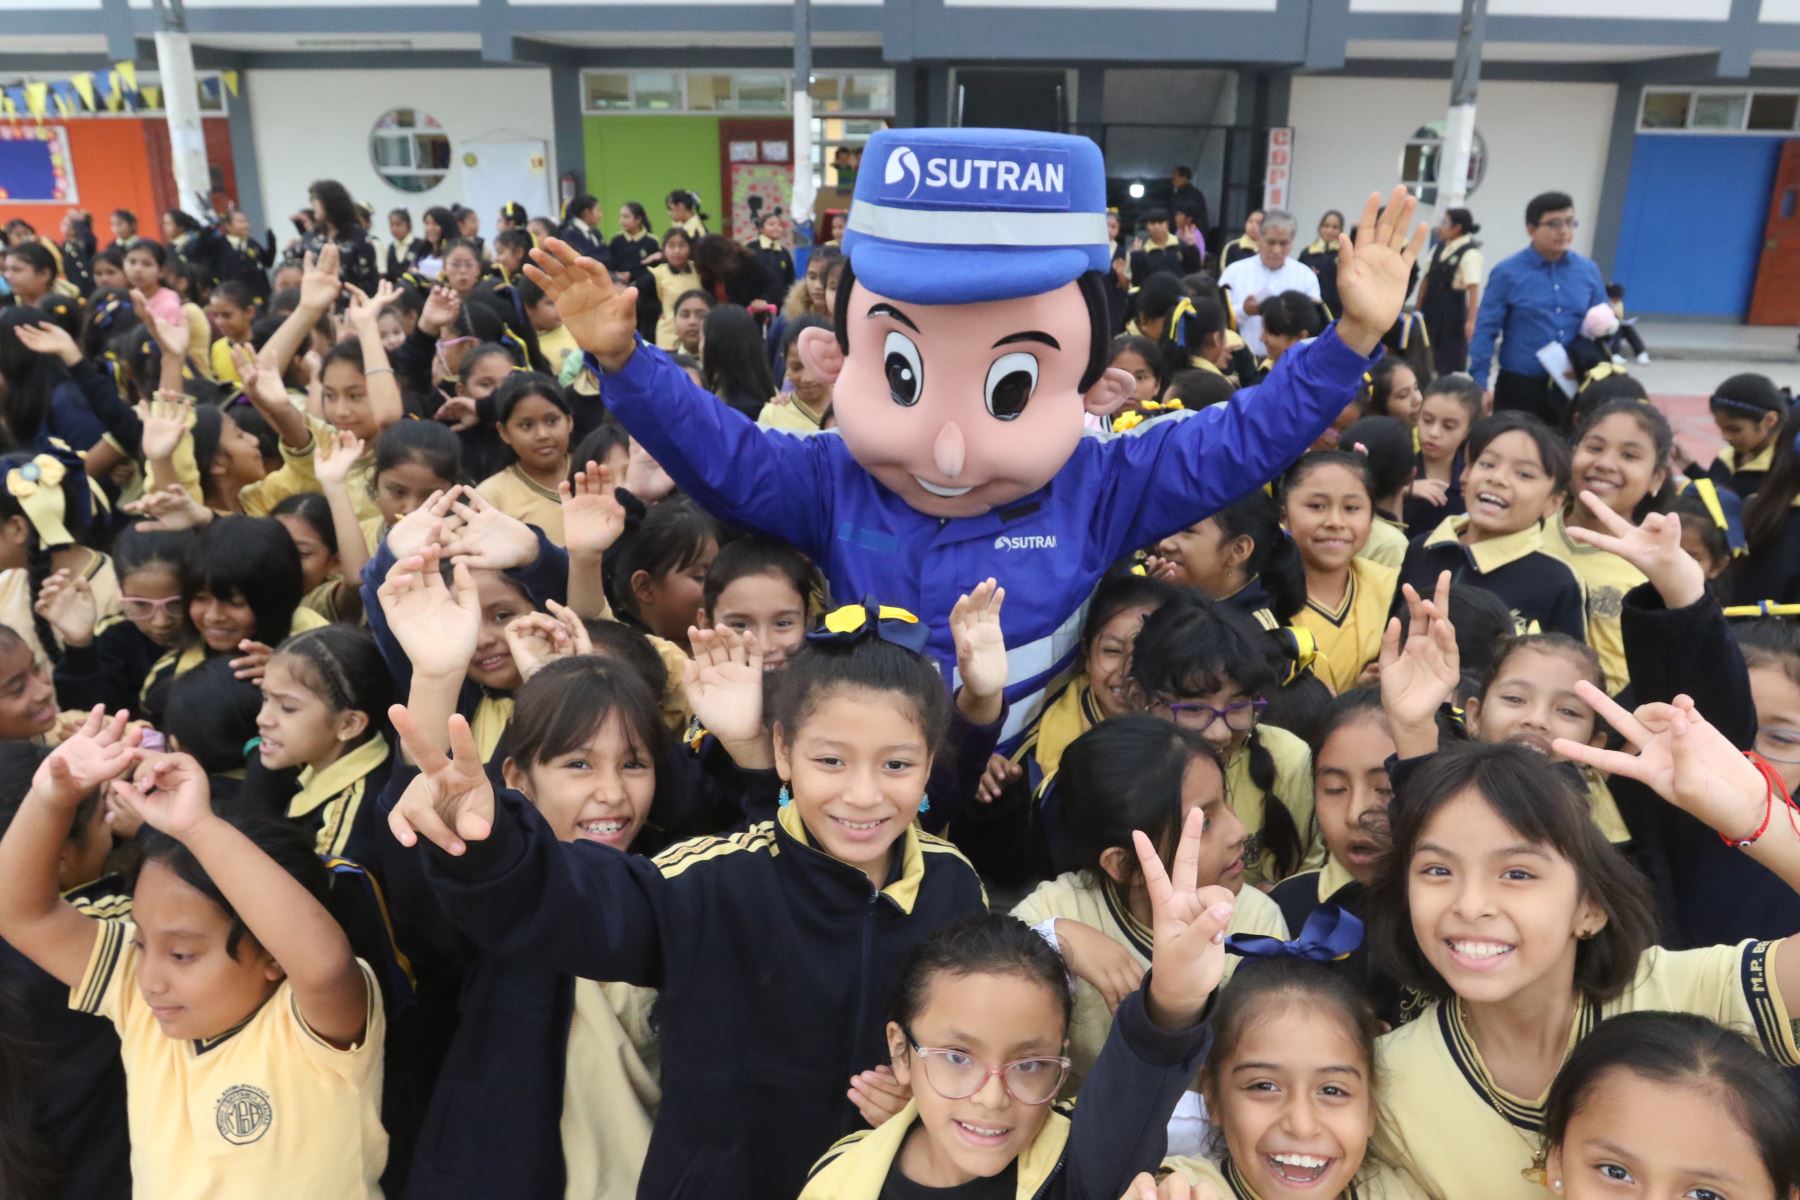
933,421,965,480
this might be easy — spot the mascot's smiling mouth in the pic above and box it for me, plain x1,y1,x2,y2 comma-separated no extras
913,476,975,498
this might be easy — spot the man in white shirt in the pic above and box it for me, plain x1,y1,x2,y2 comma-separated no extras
1218,208,1320,357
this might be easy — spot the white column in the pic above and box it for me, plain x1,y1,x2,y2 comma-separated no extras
154,28,212,216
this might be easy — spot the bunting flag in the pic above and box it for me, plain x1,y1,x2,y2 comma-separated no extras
4,87,25,117
140,85,161,110
0,91,13,119
199,76,220,104
23,81,48,120
222,69,239,98
70,73,95,112
102,72,124,112
113,60,138,95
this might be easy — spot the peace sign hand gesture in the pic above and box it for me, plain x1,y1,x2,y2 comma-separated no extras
1554,687,1768,843
1565,492,1706,610
523,238,639,372
1136,806,1237,1030
1334,186,1428,357
388,707,495,856
1378,571,1458,756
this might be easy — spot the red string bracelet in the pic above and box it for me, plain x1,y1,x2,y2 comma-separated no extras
1721,752,1797,849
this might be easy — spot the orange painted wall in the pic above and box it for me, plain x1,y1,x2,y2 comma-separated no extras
0,117,235,237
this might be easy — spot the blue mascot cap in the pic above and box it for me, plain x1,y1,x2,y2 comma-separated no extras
842,127,1111,306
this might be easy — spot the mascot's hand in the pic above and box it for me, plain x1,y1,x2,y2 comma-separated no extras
1334,186,1427,357
524,239,640,372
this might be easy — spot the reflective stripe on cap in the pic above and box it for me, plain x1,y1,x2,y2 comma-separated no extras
847,201,1110,250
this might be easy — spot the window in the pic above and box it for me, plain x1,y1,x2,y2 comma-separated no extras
1639,91,1690,130
370,109,450,194
1398,120,1487,207
581,69,887,116
735,74,788,112
633,72,683,112
1640,87,1800,134
1692,92,1747,130
1750,93,1800,132
583,73,630,111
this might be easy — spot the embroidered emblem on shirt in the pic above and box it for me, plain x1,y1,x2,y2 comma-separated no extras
215,1083,274,1145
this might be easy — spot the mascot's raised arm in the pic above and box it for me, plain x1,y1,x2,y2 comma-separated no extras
526,127,1423,746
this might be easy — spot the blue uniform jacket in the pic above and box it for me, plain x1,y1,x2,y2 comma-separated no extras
596,325,1378,748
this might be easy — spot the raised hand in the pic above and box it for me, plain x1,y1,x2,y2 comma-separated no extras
949,579,1008,702
1334,186,1428,356
230,639,274,682
1554,688,1767,841
1407,477,1451,507
502,600,590,682
130,289,191,359
384,486,462,562
1566,492,1705,609
123,483,212,531
112,752,214,840
12,320,81,366
683,625,766,745
560,460,627,559
300,244,342,312
846,1065,911,1130
622,438,675,504
974,753,1021,805
1137,806,1237,1029
419,285,461,337
433,395,479,433
1057,917,1146,1015
1378,571,1458,741
30,707,136,808
134,393,192,462
316,429,365,489
1121,1172,1227,1200
388,707,495,855
522,238,640,371
376,545,481,680
344,279,398,329
443,492,539,570
34,569,98,648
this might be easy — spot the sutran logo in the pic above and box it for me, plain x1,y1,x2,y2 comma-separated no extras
993,534,1058,551
881,144,1069,207
885,146,923,199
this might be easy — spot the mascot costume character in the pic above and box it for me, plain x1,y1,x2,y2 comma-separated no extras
527,128,1423,747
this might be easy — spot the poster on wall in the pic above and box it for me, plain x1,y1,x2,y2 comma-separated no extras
730,162,792,239
0,125,76,203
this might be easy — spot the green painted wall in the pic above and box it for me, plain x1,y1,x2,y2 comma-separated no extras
582,115,722,236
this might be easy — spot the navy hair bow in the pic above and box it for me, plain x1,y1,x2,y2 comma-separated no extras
805,598,932,656
1225,904,1364,962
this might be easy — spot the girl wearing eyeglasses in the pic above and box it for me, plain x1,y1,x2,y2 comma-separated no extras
1012,716,1290,1110
48,526,196,716
1126,590,1320,890
800,818,1234,1199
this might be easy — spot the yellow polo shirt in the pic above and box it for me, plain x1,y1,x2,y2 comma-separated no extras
1378,941,1800,1200
71,921,387,1198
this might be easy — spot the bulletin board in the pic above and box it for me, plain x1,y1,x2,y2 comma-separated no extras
0,125,76,203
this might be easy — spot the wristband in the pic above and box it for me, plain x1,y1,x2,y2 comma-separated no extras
1720,752,1796,848
364,366,395,377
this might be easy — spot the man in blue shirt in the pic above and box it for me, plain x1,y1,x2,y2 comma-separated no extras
1468,190,1607,425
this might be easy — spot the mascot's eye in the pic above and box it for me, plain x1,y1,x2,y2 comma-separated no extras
884,330,923,407
984,352,1039,421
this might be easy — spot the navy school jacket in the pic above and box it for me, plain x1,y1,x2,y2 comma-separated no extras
412,790,987,1200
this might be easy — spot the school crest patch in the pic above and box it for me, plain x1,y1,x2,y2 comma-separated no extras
215,1083,273,1145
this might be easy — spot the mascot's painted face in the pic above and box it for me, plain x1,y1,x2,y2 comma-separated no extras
798,280,1131,519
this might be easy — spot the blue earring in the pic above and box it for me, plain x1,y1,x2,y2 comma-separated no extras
919,794,931,814
777,783,792,808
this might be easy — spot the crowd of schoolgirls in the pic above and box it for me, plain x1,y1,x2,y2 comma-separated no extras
1,168,1800,1200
